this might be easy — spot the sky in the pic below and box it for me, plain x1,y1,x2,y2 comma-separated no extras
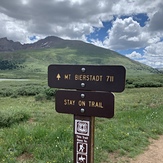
0,0,163,69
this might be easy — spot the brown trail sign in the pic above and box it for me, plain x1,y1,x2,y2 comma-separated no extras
56,90,114,118
48,64,126,92
48,64,126,163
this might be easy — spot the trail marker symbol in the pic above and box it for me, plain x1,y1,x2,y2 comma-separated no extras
56,73,61,80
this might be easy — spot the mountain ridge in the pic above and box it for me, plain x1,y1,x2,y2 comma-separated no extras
0,36,162,80
0,36,116,52
0,36,65,51
0,37,23,51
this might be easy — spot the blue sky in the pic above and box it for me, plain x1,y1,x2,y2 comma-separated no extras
87,13,149,42
86,11,163,69
0,0,163,68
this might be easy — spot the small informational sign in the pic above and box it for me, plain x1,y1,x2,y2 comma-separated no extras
74,116,94,163
56,90,114,118
48,64,126,92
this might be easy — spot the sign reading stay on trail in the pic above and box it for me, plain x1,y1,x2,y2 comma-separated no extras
56,90,114,118
48,64,126,92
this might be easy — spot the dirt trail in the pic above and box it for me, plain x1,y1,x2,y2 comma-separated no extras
102,135,163,163
130,135,163,163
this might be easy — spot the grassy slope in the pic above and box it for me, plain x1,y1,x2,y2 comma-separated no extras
0,43,163,162
0,87,163,163
0,44,160,79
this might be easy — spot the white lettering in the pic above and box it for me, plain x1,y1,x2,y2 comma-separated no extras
64,99,75,105
74,74,103,81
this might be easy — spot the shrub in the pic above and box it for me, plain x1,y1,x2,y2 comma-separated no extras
0,88,13,97
10,93,18,98
0,84,56,99
133,81,162,88
35,93,47,101
17,86,42,96
44,87,56,96
0,111,30,127
0,60,18,70
126,84,135,88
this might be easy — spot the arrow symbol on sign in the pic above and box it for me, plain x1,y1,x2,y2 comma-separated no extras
56,74,61,80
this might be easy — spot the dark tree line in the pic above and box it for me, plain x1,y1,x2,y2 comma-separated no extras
0,60,23,70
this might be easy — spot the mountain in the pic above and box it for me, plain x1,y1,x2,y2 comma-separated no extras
23,36,65,49
0,36,64,51
0,36,92,51
0,36,161,80
0,37,23,51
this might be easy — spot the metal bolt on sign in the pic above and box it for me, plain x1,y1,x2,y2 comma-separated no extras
81,67,86,72
81,83,85,88
80,108,85,113
81,93,85,98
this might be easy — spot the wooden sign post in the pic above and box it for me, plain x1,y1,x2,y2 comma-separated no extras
74,116,94,163
48,64,126,163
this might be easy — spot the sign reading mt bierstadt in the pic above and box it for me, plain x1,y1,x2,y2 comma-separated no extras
48,64,126,92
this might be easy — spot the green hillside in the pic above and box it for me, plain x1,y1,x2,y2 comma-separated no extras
0,38,162,87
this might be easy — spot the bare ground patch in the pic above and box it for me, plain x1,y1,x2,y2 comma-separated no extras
17,152,33,162
130,135,163,163
102,135,163,163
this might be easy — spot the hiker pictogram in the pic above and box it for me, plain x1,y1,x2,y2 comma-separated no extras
77,142,87,154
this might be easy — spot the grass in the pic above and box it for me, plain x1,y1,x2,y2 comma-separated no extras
0,96,73,163
95,88,163,162
0,39,163,163
0,46,161,80
0,83,163,162
1,47,163,90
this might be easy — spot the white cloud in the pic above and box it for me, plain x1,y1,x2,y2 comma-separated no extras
103,17,150,50
149,2,163,32
140,59,163,69
144,42,163,56
0,0,163,68
125,51,142,59
125,42,163,68
143,42,163,68
21,0,29,5
88,38,106,49
0,13,30,43
0,0,109,42
111,0,162,16
0,0,162,44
